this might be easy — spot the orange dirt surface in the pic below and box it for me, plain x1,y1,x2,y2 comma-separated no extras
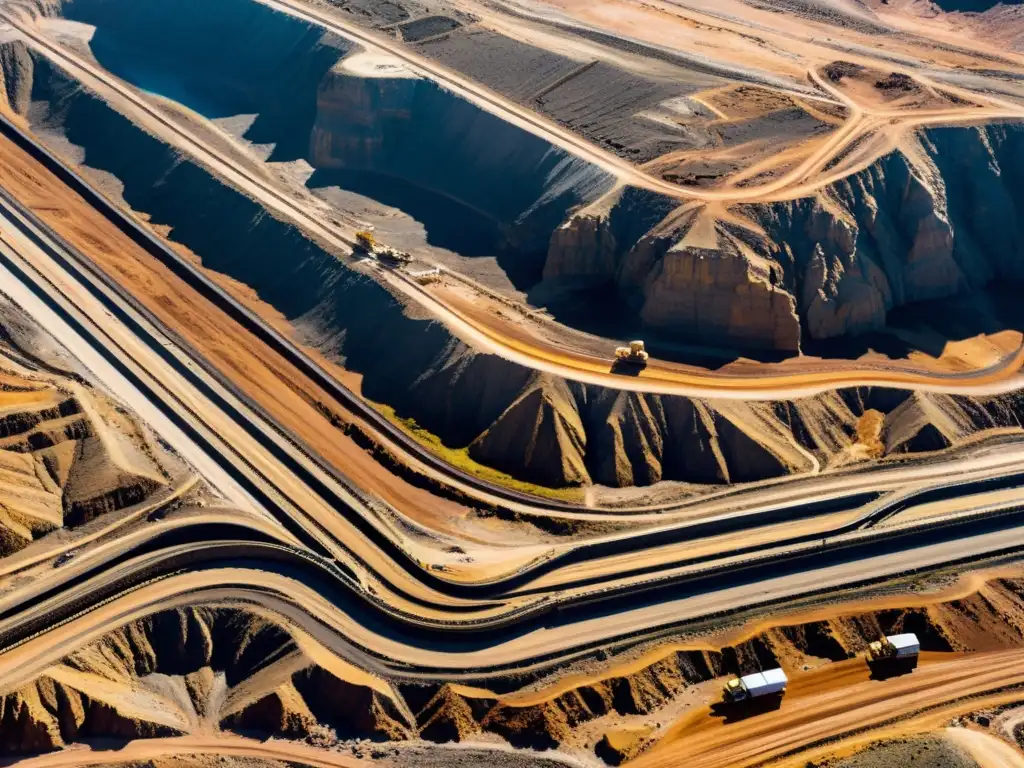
635,650,1024,768
0,126,473,536
430,274,1024,388
493,567,1009,706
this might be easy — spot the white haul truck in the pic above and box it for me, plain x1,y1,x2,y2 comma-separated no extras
867,633,920,663
722,668,788,702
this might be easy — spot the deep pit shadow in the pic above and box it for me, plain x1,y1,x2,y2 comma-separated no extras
930,0,1018,10
868,656,920,681
709,694,785,723
40,0,1024,378
71,0,347,164
306,168,504,258
71,0,606,293
802,284,1024,364
541,278,1024,372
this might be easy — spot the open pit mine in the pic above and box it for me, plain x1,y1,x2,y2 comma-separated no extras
5,0,1024,766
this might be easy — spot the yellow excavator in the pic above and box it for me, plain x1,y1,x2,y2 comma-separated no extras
355,230,376,254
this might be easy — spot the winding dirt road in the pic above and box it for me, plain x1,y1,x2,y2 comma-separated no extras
947,728,1024,768
6,5,1024,402
5,156,1024,642
0,1,1023,765
637,651,1024,768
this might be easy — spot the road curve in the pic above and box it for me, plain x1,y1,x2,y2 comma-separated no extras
7,10,1024,411
5,507,1024,689
0,55,1014,548
636,650,1024,768
6,144,1024,627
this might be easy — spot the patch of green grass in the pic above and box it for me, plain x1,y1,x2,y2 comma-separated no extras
372,402,584,504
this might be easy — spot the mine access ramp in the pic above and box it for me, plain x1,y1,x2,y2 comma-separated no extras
722,667,788,702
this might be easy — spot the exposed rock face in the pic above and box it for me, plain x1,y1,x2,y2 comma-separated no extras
403,648,730,752
0,678,178,754
401,577,1024,756
450,349,1024,488
460,363,811,488
543,125,1024,350
546,211,620,281
310,57,615,267
0,608,411,756
469,376,590,487
634,241,800,351
8,582,1024,757
289,666,410,741
0,39,34,116
0,358,171,556
6,32,1024,491
415,685,492,743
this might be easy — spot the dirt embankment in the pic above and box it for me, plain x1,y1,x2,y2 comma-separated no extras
388,576,1024,760
10,575,1024,762
0,320,181,556
4,38,1023,491
0,606,410,756
817,733,981,768
546,122,1024,353
38,0,618,289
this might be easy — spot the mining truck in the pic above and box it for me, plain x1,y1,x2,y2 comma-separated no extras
614,340,649,367
867,633,920,663
722,668,788,703
354,230,377,254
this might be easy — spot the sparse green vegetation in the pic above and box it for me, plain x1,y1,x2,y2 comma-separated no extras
371,402,585,503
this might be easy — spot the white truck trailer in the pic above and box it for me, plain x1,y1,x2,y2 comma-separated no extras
867,633,920,663
722,668,788,702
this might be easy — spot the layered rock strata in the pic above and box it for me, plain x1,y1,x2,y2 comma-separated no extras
543,126,1024,351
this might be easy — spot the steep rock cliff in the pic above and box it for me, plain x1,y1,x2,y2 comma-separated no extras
543,125,1024,350
634,239,801,351
8,37,1024,491
0,607,410,756
310,56,615,270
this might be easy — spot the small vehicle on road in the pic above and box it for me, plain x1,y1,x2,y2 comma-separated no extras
354,230,377,255
722,668,788,703
54,550,77,567
613,340,649,369
866,632,920,677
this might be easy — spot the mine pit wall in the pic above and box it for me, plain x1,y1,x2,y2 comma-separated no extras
0,32,817,491
6,46,1024,491
544,123,1024,351
0,607,411,755
55,0,352,160
7,582,1023,756
6,17,1024,490
311,62,616,282
401,581,1023,752
44,0,617,286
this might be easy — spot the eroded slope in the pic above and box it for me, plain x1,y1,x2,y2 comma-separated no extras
0,309,186,555
9,572,1024,766
0,0,1022,508
0,606,410,755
